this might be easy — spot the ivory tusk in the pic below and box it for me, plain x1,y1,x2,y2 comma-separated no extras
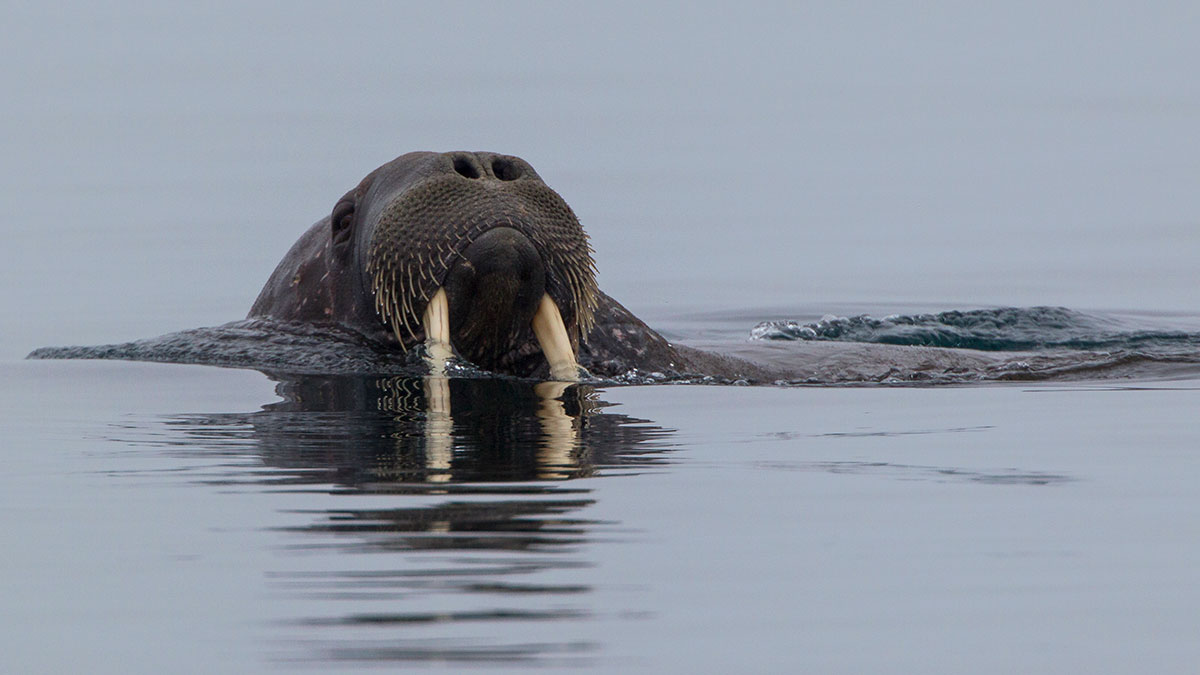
531,294,580,382
422,287,454,375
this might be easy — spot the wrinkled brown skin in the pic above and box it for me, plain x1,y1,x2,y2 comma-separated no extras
249,151,772,381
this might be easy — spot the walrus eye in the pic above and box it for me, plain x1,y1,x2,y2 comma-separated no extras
331,199,355,248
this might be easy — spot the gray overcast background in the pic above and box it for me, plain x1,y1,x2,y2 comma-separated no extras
3,2,1198,354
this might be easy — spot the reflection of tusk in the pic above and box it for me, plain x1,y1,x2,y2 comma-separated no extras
423,371,453,483
533,381,578,480
422,288,454,482
422,287,454,376
531,294,580,382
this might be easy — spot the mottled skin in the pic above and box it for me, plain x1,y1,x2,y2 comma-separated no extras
250,151,769,381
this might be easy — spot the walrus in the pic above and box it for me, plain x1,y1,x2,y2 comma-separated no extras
248,150,765,382
35,151,1177,384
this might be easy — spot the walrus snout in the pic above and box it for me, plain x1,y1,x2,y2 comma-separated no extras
442,227,546,368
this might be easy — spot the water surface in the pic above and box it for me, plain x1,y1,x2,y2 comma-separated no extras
3,3,1200,673
5,360,1199,672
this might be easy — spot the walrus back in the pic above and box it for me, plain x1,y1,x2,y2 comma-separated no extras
248,218,336,323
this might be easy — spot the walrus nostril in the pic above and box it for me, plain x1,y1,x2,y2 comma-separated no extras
453,156,481,179
491,157,522,181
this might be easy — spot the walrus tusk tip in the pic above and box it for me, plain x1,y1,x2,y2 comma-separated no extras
532,294,581,382
423,287,581,382
422,288,454,372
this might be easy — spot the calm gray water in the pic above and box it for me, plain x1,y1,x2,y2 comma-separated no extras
4,3,1200,672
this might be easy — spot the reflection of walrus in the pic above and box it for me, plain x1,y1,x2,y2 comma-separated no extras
251,151,765,381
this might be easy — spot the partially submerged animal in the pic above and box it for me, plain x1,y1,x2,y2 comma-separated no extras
247,151,766,382
32,151,1199,385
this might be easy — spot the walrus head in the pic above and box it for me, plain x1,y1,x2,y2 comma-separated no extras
329,151,598,378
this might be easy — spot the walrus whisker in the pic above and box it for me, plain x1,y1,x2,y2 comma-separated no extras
401,299,416,340
389,315,405,348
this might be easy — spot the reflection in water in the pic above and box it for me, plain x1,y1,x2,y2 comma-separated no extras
135,375,673,666
155,375,674,486
105,374,1080,666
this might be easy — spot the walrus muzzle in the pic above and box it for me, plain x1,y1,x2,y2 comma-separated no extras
364,162,598,381
440,227,558,372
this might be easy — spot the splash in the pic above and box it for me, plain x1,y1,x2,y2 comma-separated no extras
751,306,1200,351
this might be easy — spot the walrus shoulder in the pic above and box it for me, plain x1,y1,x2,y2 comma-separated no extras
249,218,335,323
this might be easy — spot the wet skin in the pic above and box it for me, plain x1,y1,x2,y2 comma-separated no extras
249,151,767,382
35,151,1080,385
